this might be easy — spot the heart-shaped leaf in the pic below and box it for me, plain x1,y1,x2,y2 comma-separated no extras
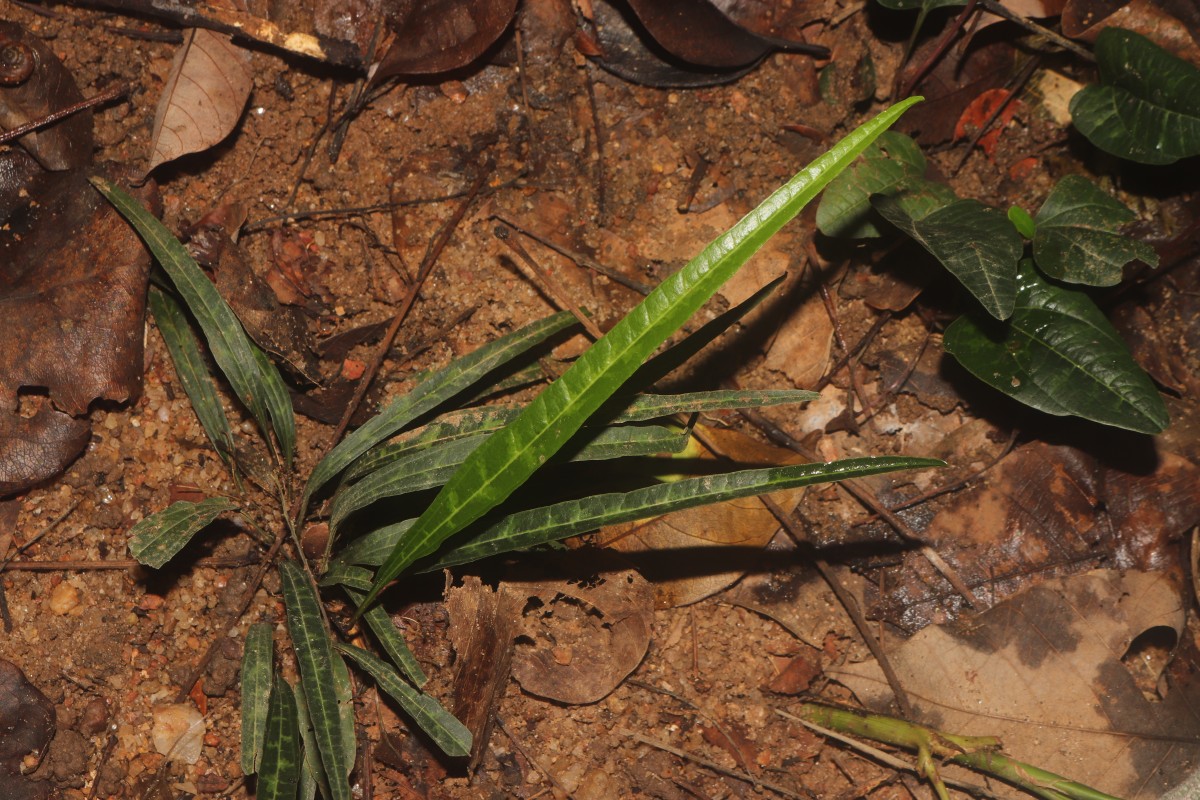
1032,174,1159,286
873,195,1022,319
944,260,1168,433
1069,27,1200,165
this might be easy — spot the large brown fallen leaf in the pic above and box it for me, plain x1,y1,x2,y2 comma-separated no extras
0,159,156,493
831,569,1198,799
0,658,55,800
147,27,254,174
509,553,653,704
374,0,520,79
599,425,808,607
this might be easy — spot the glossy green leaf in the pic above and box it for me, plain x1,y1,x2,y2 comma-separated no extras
331,423,689,532
240,622,274,775
148,287,236,467
336,643,471,758
1032,175,1159,286
1069,28,1200,165
302,312,578,516
358,98,923,610
943,260,1169,433
1007,205,1037,239
874,196,1022,319
257,679,301,800
92,178,295,467
280,561,352,800
327,457,942,574
128,497,237,569
816,131,954,238
344,587,427,687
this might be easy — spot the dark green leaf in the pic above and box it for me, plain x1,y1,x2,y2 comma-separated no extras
257,679,301,800
816,131,954,238
1069,28,1200,165
91,178,296,467
280,561,352,800
301,312,578,516
1032,175,1159,286
128,497,237,569
359,99,923,610
291,685,322,800
874,196,1022,319
943,260,1169,433
148,288,236,467
336,643,471,758
344,587,427,687
240,622,274,775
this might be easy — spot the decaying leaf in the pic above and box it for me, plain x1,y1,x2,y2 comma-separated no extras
1062,0,1200,67
0,658,55,800
509,553,653,704
147,27,253,174
0,21,93,171
0,163,156,494
833,569,1198,800
374,0,519,79
600,426,807,607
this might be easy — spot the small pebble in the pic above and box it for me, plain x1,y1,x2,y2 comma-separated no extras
49,582,80,615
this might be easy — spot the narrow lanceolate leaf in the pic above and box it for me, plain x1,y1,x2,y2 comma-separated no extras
280,561,352,800
874,195,1022,319
257,679,301,800
336,643,471,758
344,588,427,687
291,684,321,800
327,457,942,573
240,622,274,775
302,311,578,514
330,423,689,533
1031,175,1158,287
91,178,296,467
358,98,923,610
128,497,237,568
148,287,236,466
944,260,1169,433
1069,27,1200,165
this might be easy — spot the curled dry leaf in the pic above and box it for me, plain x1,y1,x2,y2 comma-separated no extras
0,159,157,494
0,659,54,800
147,28,253,175
833,569,1196,799
374,0,520,79
509,553,653,704
0,21,92,171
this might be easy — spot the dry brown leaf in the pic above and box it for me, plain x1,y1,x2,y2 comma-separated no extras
0,659,54,800
600,425,807,608
762,290,832,389
147,28,253,175
832,569,1197,799
1062,0,1200,67
509,555,653,704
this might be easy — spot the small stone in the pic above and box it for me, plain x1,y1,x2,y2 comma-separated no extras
152,703,205,764
78,697,109,736
49,582,80,615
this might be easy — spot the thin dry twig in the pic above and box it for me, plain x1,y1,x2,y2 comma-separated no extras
494,223,604,340
498,717,575,798
0,82,129,147
490,215,654,295
2,554,260,571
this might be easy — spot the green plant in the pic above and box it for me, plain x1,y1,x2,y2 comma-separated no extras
91,98,941,797
816,130,1169,433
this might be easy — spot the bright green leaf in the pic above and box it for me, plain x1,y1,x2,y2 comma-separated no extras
280,561,352,800
874,196,1022,319
943,260,1169,433
337,643,471,758
1032,175,1159,286
148,288,236,468
91,178,296,467
257,678,301,800
240,623,274,776
357,98,923,611
1007,205,1036,239
1069,27,1200,165
128,497,237,569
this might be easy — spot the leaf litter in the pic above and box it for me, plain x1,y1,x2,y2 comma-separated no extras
0,1,1199,798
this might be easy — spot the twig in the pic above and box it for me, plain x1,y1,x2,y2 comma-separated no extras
498,717,575,798
897,0,980,100
760,495,915,719
325,156,493,452
490,215,654,295
494,223,604,340
817,278,875,423
677,152,710,213
583,61,608,225
620,728,812,799
737,407,982,608
0,83,129,147
2,554,260,571
950,55,1042,175
978,0,1094,61
283,82,339,213
855,330,931,427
